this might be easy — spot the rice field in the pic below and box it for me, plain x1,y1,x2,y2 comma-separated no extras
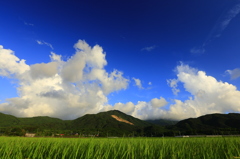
0,137,240,159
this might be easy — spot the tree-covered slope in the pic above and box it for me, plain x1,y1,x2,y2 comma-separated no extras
19,116,69,130
0,110,159,136
0,112,69,130
70,110,154,132
176,113,240,129
0,112,21,127
2,110,240,136
173,113,240,135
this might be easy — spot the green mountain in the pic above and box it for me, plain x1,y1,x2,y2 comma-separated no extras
0,112,69,129
72,110,152,128
19,116,70,130
0,110,162,136
145,119,178,126
0,112,20,127
174,113,240,135
2,111,240,136
70,110,156,136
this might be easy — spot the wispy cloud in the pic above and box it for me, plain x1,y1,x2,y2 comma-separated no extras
24,21,34,26
217,3,240,36
191,2,240,55
36,40,54,50
226,68,240,80
167,78,180,95
132,77,144,89
141,45,157,52
190,47,205,55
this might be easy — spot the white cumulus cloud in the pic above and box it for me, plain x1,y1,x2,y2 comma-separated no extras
150,97,168,108
108,63,240,120
1,43,240,121
0,45,30,78
109,96,168,120
165,63,240,120
0,40,128,119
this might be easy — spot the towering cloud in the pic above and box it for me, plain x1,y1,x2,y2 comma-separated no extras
165,63,240,120
0,40,128,119
109,63,240,120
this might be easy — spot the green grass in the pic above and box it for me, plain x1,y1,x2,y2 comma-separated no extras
0,137,240,159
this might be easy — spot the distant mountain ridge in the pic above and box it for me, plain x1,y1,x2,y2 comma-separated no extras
0,110,159,136
175,113,240,129
1,111,240,136
145,119,178,126
173,113,240,135
0,112,69,129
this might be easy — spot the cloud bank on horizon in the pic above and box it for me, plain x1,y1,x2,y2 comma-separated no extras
0,41,240,120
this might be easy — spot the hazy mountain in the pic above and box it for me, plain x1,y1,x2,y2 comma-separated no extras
145,119,178,126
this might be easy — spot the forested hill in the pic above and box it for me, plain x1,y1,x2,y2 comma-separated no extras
0,112,69,130
0,110,161,136
71,110,152,129
70,110,159,136
173,113,240,135
1,111,240,136
0,110,153,129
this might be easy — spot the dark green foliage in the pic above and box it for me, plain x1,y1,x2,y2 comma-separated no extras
0,112,67,129
72,110,152,129
70,110,156,136
7,127,26,136
0,112,21,127
174,113,240,135
19,116,68,130
0,110,162,136
2,111,240,136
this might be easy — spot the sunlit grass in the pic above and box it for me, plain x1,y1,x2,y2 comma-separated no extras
0,137,240,158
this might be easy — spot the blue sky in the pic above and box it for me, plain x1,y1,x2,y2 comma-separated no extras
0,0,240,120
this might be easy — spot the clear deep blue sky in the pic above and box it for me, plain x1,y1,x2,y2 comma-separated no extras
0,0,240,120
